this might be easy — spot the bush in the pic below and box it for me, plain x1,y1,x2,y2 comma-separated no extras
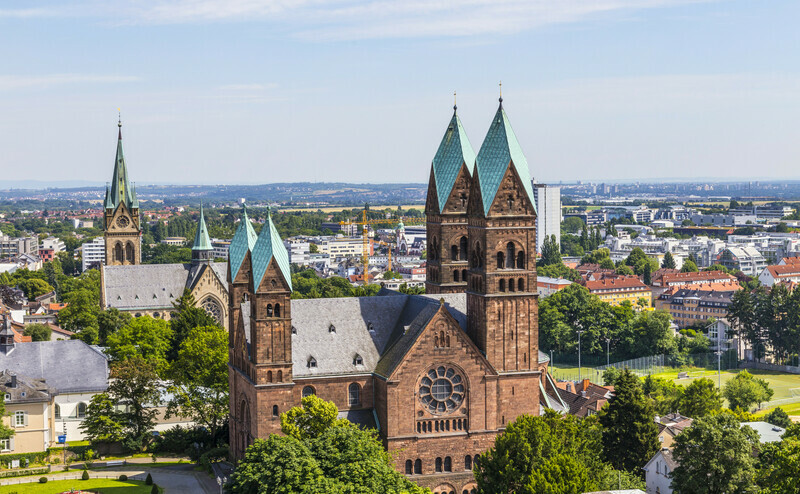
39,477,48,483
199,445,229,471
118,474,128,481
82,469,89,480
146,472,153,485
151,483,159,494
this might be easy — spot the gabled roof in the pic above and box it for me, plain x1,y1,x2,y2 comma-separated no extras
431,108,475,213
229,205,258,282
192,203,213,251
251,213,292,291
475,102,536,216
0,340,108,394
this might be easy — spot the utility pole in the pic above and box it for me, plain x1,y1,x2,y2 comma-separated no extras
605,337,611,366
716,350,723,389
576,329,585,382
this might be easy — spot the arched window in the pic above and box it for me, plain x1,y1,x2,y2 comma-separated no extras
509,279,515,292
506,242,515,268
274,303,281,317
267,371,273,383
302,386,315,398
267,304,273,317
308,357,317,368
518,278,524,292
77,402,87,418
114,242,123,263
348,383,360,406
464,455,472,471
272,405,278,417
405,460,413,475
459,237,468,261
517,251,525,269
277,370,283,382
476,243,483,267
201,297,223,324
353,354,363,366
462,269,467,282
414,459,422,474
451,245,458,260
444,456,452,472
496,252,505,269
499,279,506,292
126,242,134,262
453,269,459,282
435,457,443,473
445,335,450,347
55,404,61,419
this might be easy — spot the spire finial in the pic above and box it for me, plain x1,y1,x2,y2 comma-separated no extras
499,81,503,106
117,108,122,139
453,91,457,112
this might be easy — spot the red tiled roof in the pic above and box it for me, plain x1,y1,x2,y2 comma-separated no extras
766,264,800,279
659,270,735,285
781,257,800,265
585,276,649,291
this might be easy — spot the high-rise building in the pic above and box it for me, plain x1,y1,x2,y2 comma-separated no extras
79,237,105,272
533,184,561,255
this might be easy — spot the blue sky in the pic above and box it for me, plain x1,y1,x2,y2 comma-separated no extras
1,0,799,185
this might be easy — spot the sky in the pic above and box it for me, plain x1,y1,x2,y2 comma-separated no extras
1,0,799,186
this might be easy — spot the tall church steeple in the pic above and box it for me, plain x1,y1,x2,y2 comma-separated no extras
103,116,141,266
192,203,214,265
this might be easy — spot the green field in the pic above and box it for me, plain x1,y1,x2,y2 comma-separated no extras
0,478,157,493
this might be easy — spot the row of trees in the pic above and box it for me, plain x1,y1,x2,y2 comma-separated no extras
728,283,800,363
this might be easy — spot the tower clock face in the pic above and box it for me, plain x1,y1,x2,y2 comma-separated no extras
419,366,465,414
116,216,130,228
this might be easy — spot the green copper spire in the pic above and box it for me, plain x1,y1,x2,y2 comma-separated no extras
192,202,213,251
103,184,114,209
228,204,258,281
475,99,536,216
431,104,475,213
251,211,292,291
108,117,136,211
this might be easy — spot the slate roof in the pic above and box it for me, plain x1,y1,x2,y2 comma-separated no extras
475,102,536,216
0,340,108,393
431,109,476,213
251,214,292,291
0,369,56,404
229,206,258,282
103,262,228,310
742,421,786,443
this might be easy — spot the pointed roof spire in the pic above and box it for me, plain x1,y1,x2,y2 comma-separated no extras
453,90,457,113
192,202,213,251
229,203,259,281
475,96,536,216
430,99,476,213
251,210,292,291
108,115,134,211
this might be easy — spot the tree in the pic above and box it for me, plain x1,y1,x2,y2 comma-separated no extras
281,395,346,441
598,369,660,473
106,316,174,373
23,323,52,341
599,257,616,270
0,395,14,444
681,259,699,273
56,288,100,343
169,289,218,360
615,264,634,275
764,407,792,429
758,429,800,492
662,251,676,269
80,393,125,443
167,326,228,442
97,308,132,346
108,357,162,450
562,216,585,234
309,243,319,253
723,370,774,411
17,278,54,300
643,262,652,285
540,235,562,266
671,412,760,494
536,263,581,282
680,378,722,418
230,435,327,494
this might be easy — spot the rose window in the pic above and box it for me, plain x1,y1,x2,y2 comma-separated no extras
419,366,465,414
201,297,222,324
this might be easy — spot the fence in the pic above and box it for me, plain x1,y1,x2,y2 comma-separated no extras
0,471,149,487
741,360,800,375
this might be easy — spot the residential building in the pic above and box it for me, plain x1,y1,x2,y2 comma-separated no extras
317,237,373,259
716,246,767,276
707,318,738,353
211,239,230,260
758,263,800,286
644,448,677,494
537,276,573,297
655,413,693,449
284,238,311,266
0,235,37,258
533,184,561,254
651,270,737,288
741,422,786,443
38,237,66,262
78,237,105,272
629,206,654,223
554,379,614,417
654,289,734,328
729,205,793,219
0,370,57,454
584,276,652,308
0,318,109,442
564,210,607,226
160,237,186,246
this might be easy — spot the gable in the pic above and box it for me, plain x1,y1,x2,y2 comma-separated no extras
487,163,534,217
424,166,440,215
190,263,228,301
230,250,253,285
254,258,291,293
441,163,471,214
107,202,139,233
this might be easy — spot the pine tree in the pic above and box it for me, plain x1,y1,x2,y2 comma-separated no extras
662,251,676,269
643,262,652,285
599,369,659,473
540,235,562,266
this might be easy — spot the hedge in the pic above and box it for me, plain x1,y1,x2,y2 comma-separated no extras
0,466,50,478
0,451,48,466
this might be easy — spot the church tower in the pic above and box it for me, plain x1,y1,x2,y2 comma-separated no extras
466,97,539,375
191,203,214,266
425,100,476,294
103,118,141,265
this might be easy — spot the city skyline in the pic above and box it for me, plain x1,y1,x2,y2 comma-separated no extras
2,0,799,184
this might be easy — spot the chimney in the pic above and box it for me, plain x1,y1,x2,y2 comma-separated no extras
9,374,16,388
583,379,590,391
581,391,587,397
655,415,661,424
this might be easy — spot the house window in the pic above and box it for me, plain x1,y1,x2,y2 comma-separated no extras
14,411,25,427
348,383,360,406
77,402,87,419
353,354,363,365
405,460,413,475
464,455,472,471
0,438,10,452
414,459,422,475
308,357,317,368
435,457,443,472
302,386,315,398
55,404,61,419
272,405,279,417
444,456,452,472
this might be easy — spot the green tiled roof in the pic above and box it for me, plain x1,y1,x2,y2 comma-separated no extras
192,203,213,251
251,212,292,291
108,124,137,211
228,205,258,282
431,110,475,213
475,103,536,216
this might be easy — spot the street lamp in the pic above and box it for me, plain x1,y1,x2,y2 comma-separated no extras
715,350,723,389
576,328,585,382
605,337,611,367
216,475,228,494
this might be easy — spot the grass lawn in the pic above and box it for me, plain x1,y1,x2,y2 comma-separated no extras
754,401,800,417
0,478,158,493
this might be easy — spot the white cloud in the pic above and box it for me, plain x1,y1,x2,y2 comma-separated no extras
0,74,140,91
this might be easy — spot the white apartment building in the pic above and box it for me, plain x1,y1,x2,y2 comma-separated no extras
78,237,105,272
533,184,561,255
211,239,230,260
317,237,369,259
284,238,311,266
40,237,66,253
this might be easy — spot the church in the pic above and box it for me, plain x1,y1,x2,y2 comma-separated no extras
98,119,230,328
227,98,568,493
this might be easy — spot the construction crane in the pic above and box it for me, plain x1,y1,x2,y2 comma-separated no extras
339,204,424,284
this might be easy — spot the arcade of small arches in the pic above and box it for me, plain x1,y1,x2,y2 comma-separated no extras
403,453,480,479
112,240,136,264
265,382,364,419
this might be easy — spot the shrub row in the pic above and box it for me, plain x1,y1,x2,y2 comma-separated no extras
0,466,50,478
